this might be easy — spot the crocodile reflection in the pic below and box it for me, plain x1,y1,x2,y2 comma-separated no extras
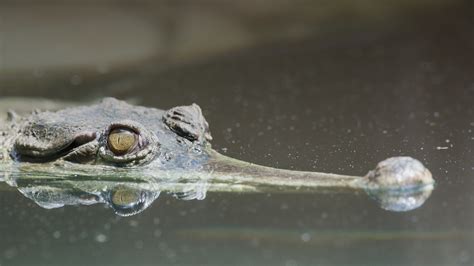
19,183,160,216
4,157,433,215
13,178,208,216
0,98,435,215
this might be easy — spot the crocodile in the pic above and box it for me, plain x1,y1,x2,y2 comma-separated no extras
0,98,434,216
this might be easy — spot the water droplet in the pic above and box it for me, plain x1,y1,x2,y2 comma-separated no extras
52,231,61,239
300,233,311,242
4,247,18,259
95,234,108,243
153,229,162,238
129,220,139,227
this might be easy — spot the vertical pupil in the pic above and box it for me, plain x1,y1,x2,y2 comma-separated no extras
112,188,140,206
108,128,137,155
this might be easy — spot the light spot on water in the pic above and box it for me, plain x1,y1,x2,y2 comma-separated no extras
458,250,471,263
95,234,108,243
3,247,17,259
52,231,61,239
300,233,311,242
153,229,162,238
129,220,139,227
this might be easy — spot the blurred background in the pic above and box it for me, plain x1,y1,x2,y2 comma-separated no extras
0,0,472,100
0,1,473,265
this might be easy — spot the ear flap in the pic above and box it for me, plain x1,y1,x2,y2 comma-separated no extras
163,103,212,143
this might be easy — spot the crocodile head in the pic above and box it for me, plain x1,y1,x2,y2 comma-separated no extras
13,97,212,168
7,98,216,216
1,97,434,216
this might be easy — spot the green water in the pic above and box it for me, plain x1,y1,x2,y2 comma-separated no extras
0,1,473,265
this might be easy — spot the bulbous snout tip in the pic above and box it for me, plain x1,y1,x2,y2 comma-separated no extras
367,156,434,189
365,156,434,212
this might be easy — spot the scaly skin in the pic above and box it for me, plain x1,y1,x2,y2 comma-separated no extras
0,98,434,216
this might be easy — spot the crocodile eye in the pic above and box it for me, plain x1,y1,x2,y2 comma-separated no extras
108,186,150,216
107,128,137,156
111,187,142,207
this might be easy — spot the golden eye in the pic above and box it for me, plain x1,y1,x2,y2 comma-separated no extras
111,187,141,207
107,128,137,156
